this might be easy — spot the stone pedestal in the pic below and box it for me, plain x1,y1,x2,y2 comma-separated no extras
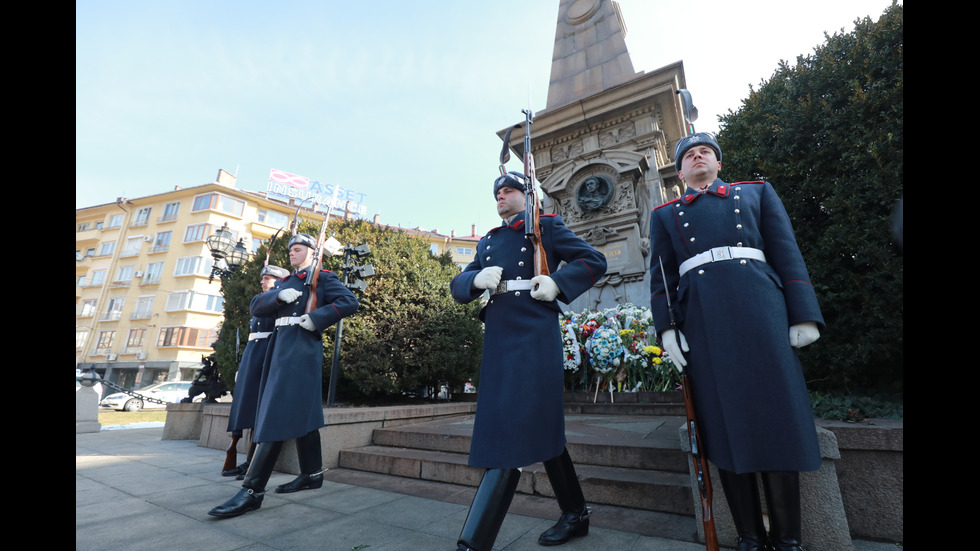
75,386,101,433
680,423,852,551
162,402,209,440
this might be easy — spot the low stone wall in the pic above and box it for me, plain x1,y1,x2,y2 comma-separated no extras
680,418,903,547
816,418,903,544
192,402,477,474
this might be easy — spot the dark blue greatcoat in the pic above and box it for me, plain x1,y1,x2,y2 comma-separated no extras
225,313,275,433
250,267,358,443
650,180,825,474
450,213,606,469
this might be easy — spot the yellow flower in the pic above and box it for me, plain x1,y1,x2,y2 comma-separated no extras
643,345,661,355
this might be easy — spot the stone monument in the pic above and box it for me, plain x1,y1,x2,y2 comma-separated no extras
499,0,692,314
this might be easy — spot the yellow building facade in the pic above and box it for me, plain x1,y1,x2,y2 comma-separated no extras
76,169,487,392
75,170,326,390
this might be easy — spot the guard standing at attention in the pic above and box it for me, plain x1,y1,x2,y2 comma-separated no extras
650,132,825,551
449,171,606,550
208,233,358,519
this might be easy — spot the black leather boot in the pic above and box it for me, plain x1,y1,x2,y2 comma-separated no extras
275,430,324,493
208,441,283,519
539,448,590,546
761,472,804,551
457,468,521,551
717,469,773,551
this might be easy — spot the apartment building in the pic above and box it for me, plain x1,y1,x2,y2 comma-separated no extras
76,169,488,392
75,170,326,390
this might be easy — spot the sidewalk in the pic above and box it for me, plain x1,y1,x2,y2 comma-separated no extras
76,427,901,551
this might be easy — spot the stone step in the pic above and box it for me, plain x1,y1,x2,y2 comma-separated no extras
338,445,693,516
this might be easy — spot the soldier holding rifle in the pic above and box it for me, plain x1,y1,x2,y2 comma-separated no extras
209,232,358,519
449,166,606,550
649,132,824,551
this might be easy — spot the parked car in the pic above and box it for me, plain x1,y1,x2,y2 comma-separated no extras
99,381,195,412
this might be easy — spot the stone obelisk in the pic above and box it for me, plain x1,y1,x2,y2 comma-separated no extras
501,0,693,313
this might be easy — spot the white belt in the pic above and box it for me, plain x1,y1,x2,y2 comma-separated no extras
492,279,533,295
248,331,272,341
275,317,303,327
678,247,766,277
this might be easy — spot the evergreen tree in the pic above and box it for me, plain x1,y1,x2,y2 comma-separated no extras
214,218,483,403
717,4,902,395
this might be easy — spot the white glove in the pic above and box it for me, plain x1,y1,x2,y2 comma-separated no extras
473,266,503,290
278,288,301,303
299,314,317,332
662,329,689,372
530,275,559,301
789,322,820,348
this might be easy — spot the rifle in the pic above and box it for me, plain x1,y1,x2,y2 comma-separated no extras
520,107,549,276
659,258,718,551
304,210,329,313
223,433,241,472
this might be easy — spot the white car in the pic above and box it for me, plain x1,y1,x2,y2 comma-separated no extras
99,381,194,412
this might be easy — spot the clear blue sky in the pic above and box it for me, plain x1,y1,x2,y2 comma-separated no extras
76,0,898,236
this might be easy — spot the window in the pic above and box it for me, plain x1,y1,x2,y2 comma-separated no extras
143,262,164,284
132,295,154,319
429,244,439,255
161,201,180,222
151,231,172,253
76,331,88,350
76,274,86,286
120,236,143,257
173,256,213,277
97,241,116,257
165,290,224,313
258,209,290,228
106,214,123,228
89,270,106,286
79,300,97,317
132,207,152,226
125,328,146,352
156,326,218,348
184,223,222,243
101,297,125,321
192,192,244,216
456,247,473,256
86,248,96,257
95,330,116,354
77,223,90,231
114,265,134,283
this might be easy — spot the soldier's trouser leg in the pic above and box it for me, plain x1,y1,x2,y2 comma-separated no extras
208,441,284,519
717,469,772,551
275,429,324,493
456,468,521,551
760,471,803,551
538,447,591,546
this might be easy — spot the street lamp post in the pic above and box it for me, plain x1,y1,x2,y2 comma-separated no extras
207,222,249,282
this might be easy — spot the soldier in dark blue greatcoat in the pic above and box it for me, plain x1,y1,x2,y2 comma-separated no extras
209,233,358,519
449,172,606,551
221,264,290,480
649,133,825,551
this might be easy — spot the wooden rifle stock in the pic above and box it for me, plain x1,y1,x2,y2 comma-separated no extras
223,434,241,472
682,373,719,551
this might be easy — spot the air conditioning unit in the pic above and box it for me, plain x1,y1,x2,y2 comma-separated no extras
136,352,147,360
106,353,118,361
134,271,144,278
144,235,154,242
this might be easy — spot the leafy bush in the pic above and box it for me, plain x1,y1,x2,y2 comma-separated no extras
717,4,903,396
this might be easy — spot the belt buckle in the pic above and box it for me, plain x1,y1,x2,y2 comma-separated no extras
494,281,507,295
710,247,731,262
